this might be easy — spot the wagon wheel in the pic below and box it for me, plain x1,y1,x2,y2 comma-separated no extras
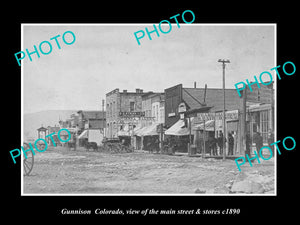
116,143,123,153
127,146,134,153
23,143,34,176
107,143,113,153
111,144,117,153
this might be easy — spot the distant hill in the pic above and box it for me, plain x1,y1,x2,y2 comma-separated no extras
23,110,77,139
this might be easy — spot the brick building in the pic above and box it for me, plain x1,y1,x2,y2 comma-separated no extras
105,88,146,138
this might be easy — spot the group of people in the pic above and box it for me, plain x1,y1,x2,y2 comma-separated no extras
141,129,275,157
245,130,274,158
204,131,235,156
144,136,178,155
144,136,160,153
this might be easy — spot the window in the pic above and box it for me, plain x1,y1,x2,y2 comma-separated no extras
113,101,115,117
260,110,269,143
106,104,109,117
110,103,112,117
130,102,135,112
152,106,155,117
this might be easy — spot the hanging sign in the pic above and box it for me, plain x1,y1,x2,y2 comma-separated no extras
197,110,238,121
178,102,187,113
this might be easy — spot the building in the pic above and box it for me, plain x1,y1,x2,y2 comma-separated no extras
133,92,165,150
75,110,106,147
241,82,274,143
105,88,146,139
151,93,165,125
46,125,61,146
58,119,72,128
164,83,274,155
140,92,165,125
70,113,79,128
164,83,241,128
77,110,106,134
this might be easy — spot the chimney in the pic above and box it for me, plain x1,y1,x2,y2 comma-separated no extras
136,88,140,93
194,82,197,88
123,90,127,93
140,89,143,93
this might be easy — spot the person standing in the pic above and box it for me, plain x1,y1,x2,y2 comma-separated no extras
228,132,234,155
210,136,218,156
245,133,251,158
73,134,77,151
217,131,224,156
154,137,160,153
268,129,274,157
253,131,263,157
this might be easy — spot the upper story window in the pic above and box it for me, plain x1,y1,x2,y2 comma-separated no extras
130,102,135,112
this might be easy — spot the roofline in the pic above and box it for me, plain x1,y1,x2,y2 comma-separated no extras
164,84,183,92
77,110,104,113
142,92,164,98
183,87,238,91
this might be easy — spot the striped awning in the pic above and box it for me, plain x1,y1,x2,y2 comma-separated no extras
134,124,158,136
193,120,215,131
78,129,88,139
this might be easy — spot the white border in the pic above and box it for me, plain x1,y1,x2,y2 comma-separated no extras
21,23,277,196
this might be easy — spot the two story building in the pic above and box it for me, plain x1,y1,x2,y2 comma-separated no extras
105,88,145,139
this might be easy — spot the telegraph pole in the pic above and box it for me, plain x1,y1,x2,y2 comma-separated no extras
218,59,230,160
102,99,105,136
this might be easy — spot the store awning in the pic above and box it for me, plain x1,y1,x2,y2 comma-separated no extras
142,124,158,136
135,124,158,136
165,119,190,136
117,130,131,136
78,130,88,139
134,126,148,136
193,120,215,131
117,124,131,136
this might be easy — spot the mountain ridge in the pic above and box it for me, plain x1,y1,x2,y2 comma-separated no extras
23,110,78,139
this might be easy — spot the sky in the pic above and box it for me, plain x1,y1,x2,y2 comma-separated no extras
22,24,275,114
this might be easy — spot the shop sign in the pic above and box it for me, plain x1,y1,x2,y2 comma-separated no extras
168,112,176,117
117,117,155,125
178,102,187,113
119,111,145,117
197,110,238,121
156,124,164,133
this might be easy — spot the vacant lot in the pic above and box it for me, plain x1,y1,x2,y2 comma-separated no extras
23,146,275,194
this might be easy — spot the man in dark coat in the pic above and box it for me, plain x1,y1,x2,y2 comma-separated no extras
228,132,234,155
268,129,274,157
154,137,160,153
253,132,263,157
245,133,251,158
208,136,217,156
217,131,224,155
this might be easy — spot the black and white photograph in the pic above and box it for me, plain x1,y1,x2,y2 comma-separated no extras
4,4,298,220
21,24,276,195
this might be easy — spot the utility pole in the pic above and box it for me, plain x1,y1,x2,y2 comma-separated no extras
102,99,105,136
218,59,230,160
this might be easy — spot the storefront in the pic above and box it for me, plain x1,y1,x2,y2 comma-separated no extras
247,103,273,144
164,117,198,152
134,123,160,150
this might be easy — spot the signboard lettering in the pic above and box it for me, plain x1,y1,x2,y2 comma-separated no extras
197,111,238,121
119,111,145,117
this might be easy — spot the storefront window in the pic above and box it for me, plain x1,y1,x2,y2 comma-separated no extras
260,110,269,143
130,102,135,112
249,112,259,141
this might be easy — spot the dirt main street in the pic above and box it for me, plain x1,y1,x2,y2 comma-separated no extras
23,146,275,195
